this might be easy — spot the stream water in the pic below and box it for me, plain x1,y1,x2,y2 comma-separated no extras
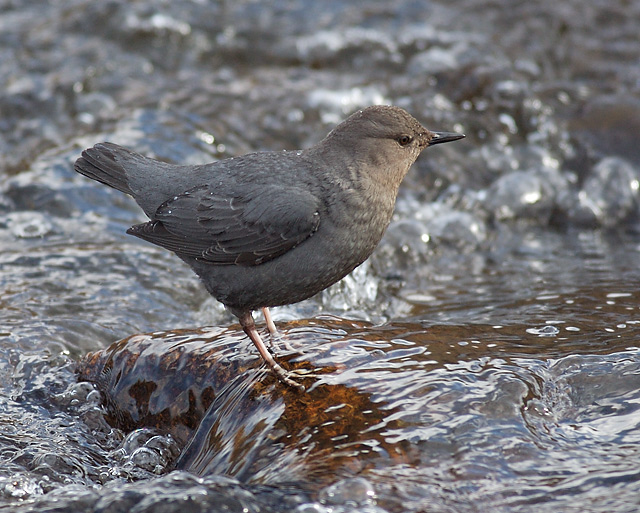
2,0,640,512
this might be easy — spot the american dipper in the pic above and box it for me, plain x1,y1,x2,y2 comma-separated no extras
74,105,464,390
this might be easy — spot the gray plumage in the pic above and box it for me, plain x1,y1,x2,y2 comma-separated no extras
74,105,464,389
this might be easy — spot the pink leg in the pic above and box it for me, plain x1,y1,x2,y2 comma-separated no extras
261,307,278,336
262,306,297,352
238,311,304,391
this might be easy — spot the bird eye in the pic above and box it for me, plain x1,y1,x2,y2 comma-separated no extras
397,135,413,146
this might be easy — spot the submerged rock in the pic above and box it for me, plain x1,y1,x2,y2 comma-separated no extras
76,319,412,485
76,327,262,445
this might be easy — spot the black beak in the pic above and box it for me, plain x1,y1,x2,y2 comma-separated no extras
429,131,465,145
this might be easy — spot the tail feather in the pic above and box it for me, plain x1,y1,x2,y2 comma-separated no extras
74,142,137,196
75,142,191,219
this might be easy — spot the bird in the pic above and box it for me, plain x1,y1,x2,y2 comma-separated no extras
74,105,464,391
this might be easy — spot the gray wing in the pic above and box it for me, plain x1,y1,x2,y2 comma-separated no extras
127,184,321,266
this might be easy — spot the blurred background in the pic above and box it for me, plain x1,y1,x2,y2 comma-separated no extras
1,1,640,512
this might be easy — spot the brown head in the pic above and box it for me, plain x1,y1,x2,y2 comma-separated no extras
314,105,464,190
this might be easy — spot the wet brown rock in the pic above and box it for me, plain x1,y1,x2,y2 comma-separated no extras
76,327,259,445
76,318,412,483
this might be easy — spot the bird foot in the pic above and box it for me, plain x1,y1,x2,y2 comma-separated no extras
240,311,310,392
287,367,317,378
271,365,310,392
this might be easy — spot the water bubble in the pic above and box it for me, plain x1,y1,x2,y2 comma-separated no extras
486,170,557,222
526,325,560,336
567,157,639,227
198,131,215,145
0,475,43,500
427,210,487,250
117,429,180,474
130,447,162,473
319,477,377,507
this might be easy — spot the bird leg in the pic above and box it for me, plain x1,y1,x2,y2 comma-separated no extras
238,311,305,391
261,306,297,352
261,307,278,336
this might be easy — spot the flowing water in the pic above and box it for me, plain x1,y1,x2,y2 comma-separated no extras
1,0,640,512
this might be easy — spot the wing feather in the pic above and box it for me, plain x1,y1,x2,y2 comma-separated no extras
127,184,321,266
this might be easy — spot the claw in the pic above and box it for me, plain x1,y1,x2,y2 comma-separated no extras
287,368,318,379
239,311,307,391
